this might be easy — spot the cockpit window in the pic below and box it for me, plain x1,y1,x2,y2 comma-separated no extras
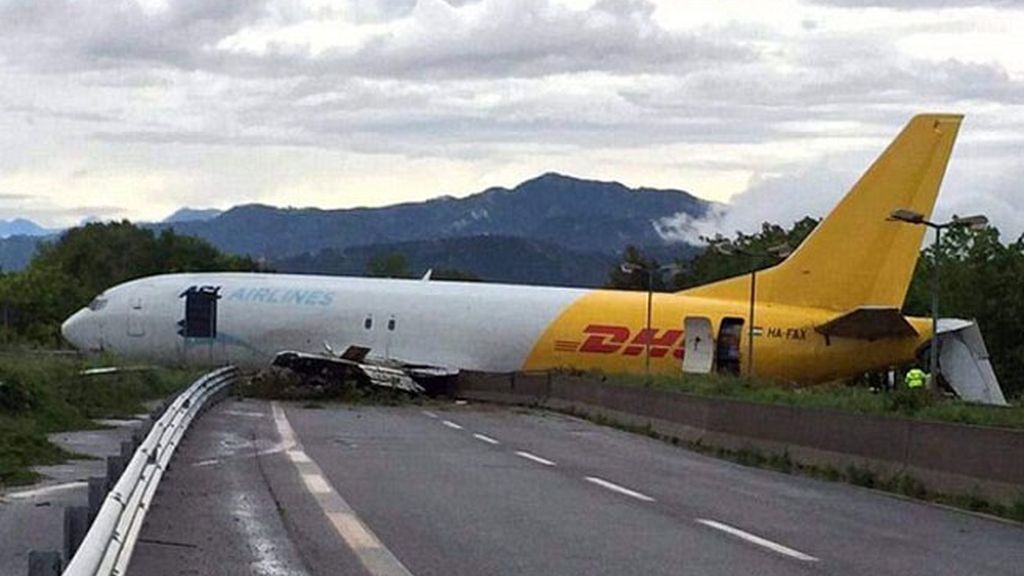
88,296,108,311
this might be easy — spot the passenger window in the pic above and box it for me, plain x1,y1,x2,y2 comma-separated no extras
364,316,373,330
387,318,396,331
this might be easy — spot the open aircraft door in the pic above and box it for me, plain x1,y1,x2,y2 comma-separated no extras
682,316,714,374
177,285,224,366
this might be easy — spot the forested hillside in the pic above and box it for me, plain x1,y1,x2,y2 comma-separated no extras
0,222,259,344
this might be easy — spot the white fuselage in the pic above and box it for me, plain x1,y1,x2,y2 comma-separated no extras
62,273,587,371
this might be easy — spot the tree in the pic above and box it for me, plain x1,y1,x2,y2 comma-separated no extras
605,246,669,291
670,217,818,290
430,268,482,282
0,221,261,345
904,225,1024,398
366,252,411,278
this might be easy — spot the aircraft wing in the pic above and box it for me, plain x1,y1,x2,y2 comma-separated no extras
815,307,918,340
271,347,459,394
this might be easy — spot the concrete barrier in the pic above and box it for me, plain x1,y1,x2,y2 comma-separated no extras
456,371,1024,504
27,551,61,576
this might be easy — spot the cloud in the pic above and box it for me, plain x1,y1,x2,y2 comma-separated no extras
0,0,1022,239
3,103,121,124
0,204,128,225
0,1,262,72
804,0,1024,9
216,0,753,79
655,153,862,244
0,193,35,201
656,132,1024,246
0,0,751,80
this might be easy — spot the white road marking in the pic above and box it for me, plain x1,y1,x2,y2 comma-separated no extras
584,476,655,502
272,402,414,576
223,409,265,418
695,519,819,563
514,451,556,467
472,433,500,445
442,420,463,430
192,458,220,468
421,410,438,419
304,474,334,494
4,481,87,500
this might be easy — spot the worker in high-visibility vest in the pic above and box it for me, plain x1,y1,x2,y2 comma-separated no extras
905,367,928,389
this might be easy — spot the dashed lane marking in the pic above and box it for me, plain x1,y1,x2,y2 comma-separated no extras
514,451,556,467
272,402,414,576
223,410,265,418
472,433,500,445
442,420,463,430
695,519,819,563
584,476,655,502
421,410,438,419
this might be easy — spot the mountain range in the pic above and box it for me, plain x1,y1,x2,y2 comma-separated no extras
0,218,54,238
0,173,709,286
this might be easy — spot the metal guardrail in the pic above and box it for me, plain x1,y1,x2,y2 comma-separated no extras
55,366,239,576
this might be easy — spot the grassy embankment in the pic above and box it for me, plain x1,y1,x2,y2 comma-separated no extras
607,372,1024,429
0,351,198,488
585,372,1024,521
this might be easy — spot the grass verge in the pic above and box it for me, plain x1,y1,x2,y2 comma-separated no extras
603,372,1024,429
557,403,1024,524
0,351,197,488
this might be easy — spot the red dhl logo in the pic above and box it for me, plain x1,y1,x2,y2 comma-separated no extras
555,324,685,359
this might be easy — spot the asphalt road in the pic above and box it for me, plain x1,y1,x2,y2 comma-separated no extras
130,399,1024,575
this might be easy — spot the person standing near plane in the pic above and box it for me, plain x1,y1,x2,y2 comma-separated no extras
905,367,928,390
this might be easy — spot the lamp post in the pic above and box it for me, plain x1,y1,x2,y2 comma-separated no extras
712,242,791,377
888,209,988,388
619,261,681,378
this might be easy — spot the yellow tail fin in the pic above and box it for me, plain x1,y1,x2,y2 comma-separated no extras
682,113,963,312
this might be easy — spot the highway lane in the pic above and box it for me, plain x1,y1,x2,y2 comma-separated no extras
287,404,806,576
443,407,1024,575
129,402,365,576
130,399,1024,575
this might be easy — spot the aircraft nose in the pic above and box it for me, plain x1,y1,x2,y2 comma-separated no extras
61,308,90,350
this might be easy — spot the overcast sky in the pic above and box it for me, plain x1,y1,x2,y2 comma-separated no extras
0,0,1021,241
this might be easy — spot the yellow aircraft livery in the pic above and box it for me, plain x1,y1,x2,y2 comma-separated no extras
60,114,1006,403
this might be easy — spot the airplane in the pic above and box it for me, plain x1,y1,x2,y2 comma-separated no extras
60,114,1007,405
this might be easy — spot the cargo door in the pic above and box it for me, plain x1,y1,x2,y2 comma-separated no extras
178,285,222,366
385,314,397,359
127,296,145,337
682,316,714,374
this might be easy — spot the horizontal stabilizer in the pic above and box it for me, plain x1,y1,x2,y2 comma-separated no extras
815,307,918,340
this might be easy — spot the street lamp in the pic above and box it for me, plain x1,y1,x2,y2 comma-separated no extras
713,242,791,377
619,261,682,378
888,209,988,388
